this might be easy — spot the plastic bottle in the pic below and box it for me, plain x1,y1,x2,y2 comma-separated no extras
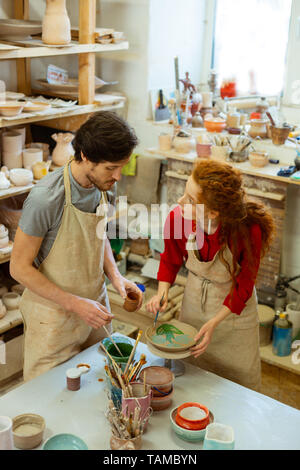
272,313,293,357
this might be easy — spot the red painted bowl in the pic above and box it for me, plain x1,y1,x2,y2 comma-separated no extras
175,402,210,431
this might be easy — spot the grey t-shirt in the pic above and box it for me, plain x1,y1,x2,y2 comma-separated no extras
19,166,101,267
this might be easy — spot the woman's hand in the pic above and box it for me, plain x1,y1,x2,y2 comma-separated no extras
190,319,216,358
146,283,170,316
111,274,143,310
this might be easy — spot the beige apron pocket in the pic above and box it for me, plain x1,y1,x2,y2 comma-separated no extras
233,312,259,330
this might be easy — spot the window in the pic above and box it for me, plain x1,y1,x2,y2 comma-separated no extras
212,0,292,96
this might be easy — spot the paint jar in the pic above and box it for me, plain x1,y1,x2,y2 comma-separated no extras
272,313,293,357
122,382,152,431
286,304,300,340
102,336,134,372
258,304,275,347
123,291,140,312
0,416,13,450
66,368,81,391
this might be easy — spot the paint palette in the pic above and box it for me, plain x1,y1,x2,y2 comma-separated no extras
146,319,197,352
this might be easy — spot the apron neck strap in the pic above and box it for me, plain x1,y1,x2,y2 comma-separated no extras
63,159,73,206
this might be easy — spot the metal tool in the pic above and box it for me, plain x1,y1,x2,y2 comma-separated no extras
153,294,165,328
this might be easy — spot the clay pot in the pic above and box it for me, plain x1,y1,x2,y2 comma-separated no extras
158,133,172,151
110,434,142,450
123,292,139,312
51,133,74,167
66,368,81,391
226,112,240,129
2,293,20,311
42,0,71,45
22,148,43,170
173,134,195,154
248,151,269,168
248,119,268,139
2,152,23,170
270,126,292,146
2,132,23,153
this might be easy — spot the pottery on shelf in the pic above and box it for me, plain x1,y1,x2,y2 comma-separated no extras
9,168,33,187
51,133,74,167
26,143,50,162
2,292,20,311
2,152,23,170
0,102,24,117
32,161,50,180
0,299,7,319
248,119,269,139
1,166,9,179
0,172,11,189
0,19,42,38
0,235,9,248
172,132,195,154
13,127,26,147
22,148,43,170
42,0,71,45
248,151,269,168
11,284,25,296
2,131,23,153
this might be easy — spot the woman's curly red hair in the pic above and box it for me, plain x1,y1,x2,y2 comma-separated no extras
192,159,275,293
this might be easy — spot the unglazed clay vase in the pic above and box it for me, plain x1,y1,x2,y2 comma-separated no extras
51,133,74,167
42,0,71,45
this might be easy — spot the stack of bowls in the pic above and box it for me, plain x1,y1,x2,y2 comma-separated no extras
2,131,23,169
139,366,174,411
170,402,214,443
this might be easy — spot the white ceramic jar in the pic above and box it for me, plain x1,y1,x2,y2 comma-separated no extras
2,292,21,311
2,152,23,170
2,132,23,153
42,0,71,45
22,148,43,170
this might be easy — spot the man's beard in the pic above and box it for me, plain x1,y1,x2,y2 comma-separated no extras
87,173,116,191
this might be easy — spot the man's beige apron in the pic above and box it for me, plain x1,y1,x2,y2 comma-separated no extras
20,162,111,381
180,233,261,391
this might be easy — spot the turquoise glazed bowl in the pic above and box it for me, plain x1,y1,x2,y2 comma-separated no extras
170,407,214,443
43,433,88,450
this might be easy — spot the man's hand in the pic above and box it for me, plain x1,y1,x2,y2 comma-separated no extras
69,296,114,329
111,274,143,310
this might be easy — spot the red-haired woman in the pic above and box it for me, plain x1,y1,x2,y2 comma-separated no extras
147,160,274,391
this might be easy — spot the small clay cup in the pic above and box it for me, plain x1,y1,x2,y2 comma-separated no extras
66,376,81,391
123,291,140,312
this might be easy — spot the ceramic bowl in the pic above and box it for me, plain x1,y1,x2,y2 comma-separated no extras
12,413,45,450
2,292,20,310
43,433,88,450
0,236,9,249
0,102,24,117
139,366,174,396
23,102,51,113
249,151,269,168
9,168,33,186
203,423,235,450
204,119,226,133
150,387,174,411
176,402,210,430
146,319,197,352
170,407,214,442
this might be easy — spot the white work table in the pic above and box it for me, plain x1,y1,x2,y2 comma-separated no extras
1,339,300,451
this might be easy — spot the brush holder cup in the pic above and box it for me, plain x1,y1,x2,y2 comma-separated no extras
102,336,134,372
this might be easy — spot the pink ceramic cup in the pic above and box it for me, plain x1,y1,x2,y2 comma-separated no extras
196,143,212,158
122,382,152,430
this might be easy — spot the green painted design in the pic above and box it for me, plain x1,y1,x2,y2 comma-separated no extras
156,324,184,345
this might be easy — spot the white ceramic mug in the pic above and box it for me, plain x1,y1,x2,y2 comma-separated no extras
201,92,213,108
0,416,14,450
22,148,43,170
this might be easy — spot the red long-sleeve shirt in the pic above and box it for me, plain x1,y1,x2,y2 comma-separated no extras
157,206,262,315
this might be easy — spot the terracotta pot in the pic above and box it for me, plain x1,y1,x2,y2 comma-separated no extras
22,148,43,170
51,133,74,167
248,151,269,168
2,152,23,170
110,434,142,450
196,143,212,158
42,0,71,45
123,291,139,312
2,132,23,153
248,119,268,139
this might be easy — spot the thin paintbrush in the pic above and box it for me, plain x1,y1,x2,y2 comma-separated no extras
123,330,143,376
154,294,165,327
103,325,124,357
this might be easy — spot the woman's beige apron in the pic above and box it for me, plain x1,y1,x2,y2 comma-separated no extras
180,233,261,391
20,162,111,381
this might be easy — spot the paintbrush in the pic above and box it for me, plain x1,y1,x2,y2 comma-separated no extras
128,355,146,382
104,365,119,388
102,325,124,357
154,294,165,328
123,330,143,376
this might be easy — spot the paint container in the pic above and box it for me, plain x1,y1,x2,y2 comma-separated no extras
272,313,293,357
102,336,134,372
203,423,235,450
66,368,81,391
122,382,152,431
0,416,13,450
123,291,140,312
139,366,174,411
258,304,275,347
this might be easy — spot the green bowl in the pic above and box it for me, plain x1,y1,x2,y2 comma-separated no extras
102,336,133,372
43,433,88,450
170,407,214,443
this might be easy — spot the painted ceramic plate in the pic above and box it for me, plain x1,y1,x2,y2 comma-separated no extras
42,433,88,450
146,319,197,352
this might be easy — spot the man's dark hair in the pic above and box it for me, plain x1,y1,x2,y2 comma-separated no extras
73,111,138,163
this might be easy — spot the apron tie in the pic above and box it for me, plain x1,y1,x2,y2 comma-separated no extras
200,278,211,311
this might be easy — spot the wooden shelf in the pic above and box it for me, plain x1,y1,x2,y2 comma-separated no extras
0,184,33,200
0,101,125,129
0,40,129,60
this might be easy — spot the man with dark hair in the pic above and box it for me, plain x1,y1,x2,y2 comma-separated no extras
10,112,142,381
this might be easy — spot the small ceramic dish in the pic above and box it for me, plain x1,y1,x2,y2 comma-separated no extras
2,292,20,310
176,402,210,430
9,168,33,186
170,407,214,442
23,102,51,113
139,366,174,396
0,102,24,117
12,413,45,450
43,433,88,450
203,423,235,450
204,119,226,133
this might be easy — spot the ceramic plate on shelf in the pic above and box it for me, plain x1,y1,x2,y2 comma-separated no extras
35,77,111,93
0,19,42,37
146,319,197,352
